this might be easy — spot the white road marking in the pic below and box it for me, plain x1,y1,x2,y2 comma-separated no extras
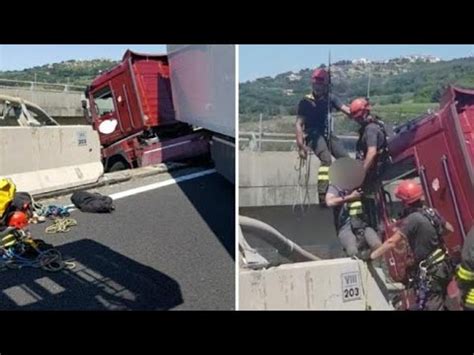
64,169,217,211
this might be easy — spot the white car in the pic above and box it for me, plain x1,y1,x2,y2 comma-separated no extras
0,94,59,127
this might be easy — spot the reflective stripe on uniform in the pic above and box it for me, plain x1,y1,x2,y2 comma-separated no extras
457,265,474,281
348,200,363,216
349,209,363,216
465,289,474,304
1,234,16,248
318,166,330,181
425,248,446,266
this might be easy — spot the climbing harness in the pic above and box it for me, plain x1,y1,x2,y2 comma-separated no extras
414,248,450,310
45,205,71,218
419,207,447,238
28,196,76,233
45,218,78,234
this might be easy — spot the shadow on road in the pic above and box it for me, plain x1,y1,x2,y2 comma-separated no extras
171,167,235,260
0,239,183,310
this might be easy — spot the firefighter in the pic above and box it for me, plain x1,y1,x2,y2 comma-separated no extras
455,228,474,310
349,98,390,193
368,180,455,310
296,68,352,206
325,182,381,258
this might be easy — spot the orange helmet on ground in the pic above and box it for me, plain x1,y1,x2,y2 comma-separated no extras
350,98,371,119
7,211,29,229
394,180,423,205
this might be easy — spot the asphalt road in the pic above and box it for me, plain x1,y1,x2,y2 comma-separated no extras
0,168,235,310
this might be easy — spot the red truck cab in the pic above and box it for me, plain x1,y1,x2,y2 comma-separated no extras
371,86,474,308
84,50,209,171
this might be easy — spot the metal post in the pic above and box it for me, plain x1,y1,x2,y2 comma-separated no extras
367,66,371,98
259,113,263,152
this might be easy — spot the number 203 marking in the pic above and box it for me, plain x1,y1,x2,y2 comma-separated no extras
344,287,359,299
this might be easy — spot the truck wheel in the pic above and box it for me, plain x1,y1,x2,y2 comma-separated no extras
108,160,127,172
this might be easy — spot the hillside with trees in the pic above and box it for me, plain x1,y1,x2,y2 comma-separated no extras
240,55,474,132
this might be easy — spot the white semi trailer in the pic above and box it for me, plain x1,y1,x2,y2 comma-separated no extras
166,45,235,184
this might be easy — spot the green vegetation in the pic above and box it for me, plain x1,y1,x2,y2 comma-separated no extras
240,56,474,134
0,59,119,87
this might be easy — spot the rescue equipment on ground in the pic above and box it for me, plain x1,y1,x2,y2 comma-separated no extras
0,227,72,272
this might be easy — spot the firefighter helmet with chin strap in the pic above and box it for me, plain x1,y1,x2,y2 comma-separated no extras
350,98,371,121
395,180,423,205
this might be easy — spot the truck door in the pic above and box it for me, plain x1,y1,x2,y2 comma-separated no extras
110,79,136,136
414,130,464,256
91,85,123,146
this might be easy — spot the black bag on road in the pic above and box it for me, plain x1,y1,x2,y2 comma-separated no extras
71,191,115,213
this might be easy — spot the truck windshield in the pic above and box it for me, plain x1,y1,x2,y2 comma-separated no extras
93,86,115,117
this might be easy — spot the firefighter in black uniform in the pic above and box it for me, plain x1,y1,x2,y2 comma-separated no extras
456,228,474,310
295,68,352,206
349,98,390,193
368,180,455,310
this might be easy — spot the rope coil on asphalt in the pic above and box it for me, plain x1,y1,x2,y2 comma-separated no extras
45,218,78,234
64,260,76,269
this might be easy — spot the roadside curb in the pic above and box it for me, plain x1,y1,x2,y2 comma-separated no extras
33,162,188,201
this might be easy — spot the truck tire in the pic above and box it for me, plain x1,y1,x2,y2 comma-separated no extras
108,160,127,172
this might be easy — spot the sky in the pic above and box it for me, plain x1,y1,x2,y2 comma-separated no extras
239,45,474,82
2,44,474,82
0,45,167,71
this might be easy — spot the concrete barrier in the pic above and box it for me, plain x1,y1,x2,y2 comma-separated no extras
239,151,319,207
0,126,103,195
239,258,393,310
239,151,356,207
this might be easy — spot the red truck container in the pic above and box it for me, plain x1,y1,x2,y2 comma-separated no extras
370,85,474,308
83,50,209,171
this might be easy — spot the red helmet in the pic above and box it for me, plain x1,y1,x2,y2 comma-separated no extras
8,211,29,229
394,180,423,205
311,68,329,84
350,98,371,119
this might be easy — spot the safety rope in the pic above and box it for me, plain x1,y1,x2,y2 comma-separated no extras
45,218,78,234
292,152,312,215
64,260,76,270
0,244,76,272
